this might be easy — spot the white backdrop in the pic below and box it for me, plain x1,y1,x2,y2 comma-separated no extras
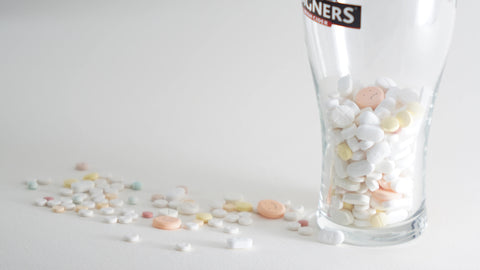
0,1,478,269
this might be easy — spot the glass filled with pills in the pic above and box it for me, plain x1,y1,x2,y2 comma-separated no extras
302,0,456,245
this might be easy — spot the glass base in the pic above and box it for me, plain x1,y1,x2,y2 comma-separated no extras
316,207,427,246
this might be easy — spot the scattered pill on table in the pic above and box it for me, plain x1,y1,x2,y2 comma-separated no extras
151,194,165,202
183,222,200,231
118,215,133,224
317,230,345,245
142,211,153,218
238,216,253,226
224,225,240,234
287,222,301,231
257,199,285,219
212,209,227,218
226,237,253,249
27,181,38,190
207,218,223,228
127,196,139,205
152,216,182,230
224,213,240,223
298,227,314,236
35,198,47,206
123,233,140,243
52,205,65,213
130,181,142,191
78,209,94,217
100,207,115,215
104,216,118,224
75,162,88,171
175,242,191,252
298,220,309,227
37,178,52,185
195,213,213,224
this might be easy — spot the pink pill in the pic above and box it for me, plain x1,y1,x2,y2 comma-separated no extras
44,196,54,201
142,211,153,218
75,162,88,171
355,86,385,109
298,220,309,227
372,188,402,202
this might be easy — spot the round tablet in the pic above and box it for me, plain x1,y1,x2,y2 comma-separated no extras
354,86,385,109
152,216,182,230
257,199,286,219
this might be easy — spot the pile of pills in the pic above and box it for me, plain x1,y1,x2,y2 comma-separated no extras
25,164,346,250
324,75,424,228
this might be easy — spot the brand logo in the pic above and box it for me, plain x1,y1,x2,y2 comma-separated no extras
303,0,361,29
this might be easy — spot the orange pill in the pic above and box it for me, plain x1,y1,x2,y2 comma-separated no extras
52,205,65,213
257,199,286,219
378,179,393,191
354,86,385,109
152,216,182,230
372,188,403,202
223,203,236,212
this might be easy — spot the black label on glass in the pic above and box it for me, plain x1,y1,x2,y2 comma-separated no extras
303,0,361,29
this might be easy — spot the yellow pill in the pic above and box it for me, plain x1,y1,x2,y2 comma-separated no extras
64,178,78,188
75,205,88,212
342,202,354,211
370,212,387,227
195,213,213,223
396,110,413,128
336,142,353,161
83,172,99,181
406,102,424,118
52,205,65,213
381,117,400,132
223,203,236,212
235,201,253,212
96,202,109,209
105,193,118,200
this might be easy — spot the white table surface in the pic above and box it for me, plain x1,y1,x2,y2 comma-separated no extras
1,1,479,269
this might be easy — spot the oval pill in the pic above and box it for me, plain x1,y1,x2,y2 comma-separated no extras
346,160,375,177
257,199,286,219
381,117,400,132
336,143,353,161
152,216,181,230
356,125,384,143
396,110,413,128
226,237,253,249
317,229,344,245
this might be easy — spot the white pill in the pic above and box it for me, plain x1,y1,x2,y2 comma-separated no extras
283,200,292,210
212,209,228,218
385,87,400,99
168,200,181,209
47,200,61,208
343,193,370,206
287,221,301,231
330,209,354,225
35,198,47,206
352,208,375,220
317,229,344,245
329,129,344,145
104,216,118,224
366,172,383,181
326,98,340,110
366,142,391,164
175,242,191,252
226,237,253,249
375,77,397,89
351,150,366,161
338,75,353,96
177,201,200,215
348,176,365,183
334,157,348,179
353,204,369,211
347,160,375,177
224,225,240,234
238,212,252,218
71,181,95,193
376,97,396,113
123,233,140,243
37,178,52,185
224,214,240,223
386,209,409,224
358,140,375,151
118,215,133,224
94,198,108,205
330,195,344,210
356,125,384,143
343,99,360,116
291,205,305,214
375,160,395,174
157,208,179,218
94,179,109,189
183,222,200,231
109,199,124,208
78,209,94,217
335,177,360,192
100,207,115,215
365,179,379,192
397,88,419,104
103,187,119,195
346,137,360,152
238,216,253,226
284,211,301,221
356,111,380,126
384,169,401,182
224,192,244,203
298,227,314,236
371,198,412,211
166,187,186,201
73,193,88,200
208,218,223,228
354,219,371,227
390,178,413,193
152,199,168,208
331,105,355,128
340,124,357,140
